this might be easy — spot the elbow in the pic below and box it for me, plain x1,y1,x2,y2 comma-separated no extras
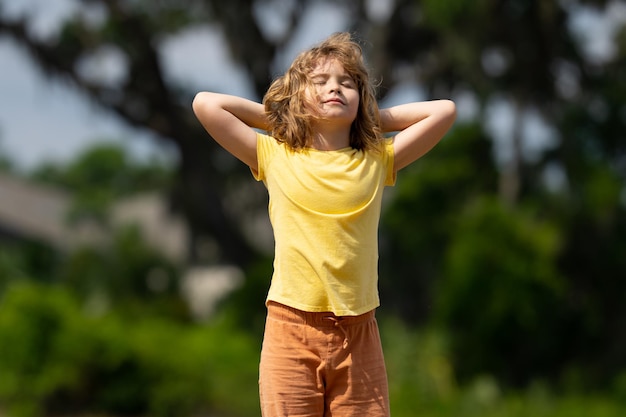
443,99,457,120
440,99,457,130
192,92,222,124
192,91,209,114
192,92,220,132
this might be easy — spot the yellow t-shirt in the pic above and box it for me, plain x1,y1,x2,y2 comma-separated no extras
253,133,396,316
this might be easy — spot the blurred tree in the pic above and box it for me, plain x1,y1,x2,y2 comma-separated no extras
0,0,285,265
433,196,567,385
30,143,173,225
0,281,259,417
1,143,186,320
1,0,625,390
358,0,626,387
379,122,498,322
2,0,621,262
57,225,187,320
0,151,13,173
355,0,623,203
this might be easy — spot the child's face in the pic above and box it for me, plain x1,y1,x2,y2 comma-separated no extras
307,57,360,126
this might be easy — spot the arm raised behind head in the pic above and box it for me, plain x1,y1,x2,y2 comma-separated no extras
380,100,456,172
192,92,268,171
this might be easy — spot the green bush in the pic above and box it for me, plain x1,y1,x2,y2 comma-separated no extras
433,197,566,385
381,318,457,416
0,281,260,417
58,226,186,318
1,281,624,417
380,320,626,417
379,123,498,323
0,241,60,289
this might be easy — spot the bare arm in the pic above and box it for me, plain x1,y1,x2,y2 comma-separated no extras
192,92,268,170
380,100,456,172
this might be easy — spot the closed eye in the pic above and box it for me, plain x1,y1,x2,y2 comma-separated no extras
339,76,356,87
312,76,327,85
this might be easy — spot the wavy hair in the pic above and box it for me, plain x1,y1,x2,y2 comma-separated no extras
263,32,383,151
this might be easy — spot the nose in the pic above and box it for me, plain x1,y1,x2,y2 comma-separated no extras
329,82,341,94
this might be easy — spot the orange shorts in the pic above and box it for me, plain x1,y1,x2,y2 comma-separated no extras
259,301,390,417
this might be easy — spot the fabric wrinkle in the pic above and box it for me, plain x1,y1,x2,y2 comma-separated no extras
324,316,349,349
259,301,390,417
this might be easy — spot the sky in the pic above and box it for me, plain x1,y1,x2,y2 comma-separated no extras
0,0,625,172
0,0,362,170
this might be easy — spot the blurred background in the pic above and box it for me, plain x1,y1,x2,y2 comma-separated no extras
0,0,625,416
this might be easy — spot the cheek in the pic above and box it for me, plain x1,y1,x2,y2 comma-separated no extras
303,91,321,115
305,87,321,103
350,95,361,114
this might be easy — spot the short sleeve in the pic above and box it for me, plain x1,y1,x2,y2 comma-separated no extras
251,132,275,181
384,139,396,186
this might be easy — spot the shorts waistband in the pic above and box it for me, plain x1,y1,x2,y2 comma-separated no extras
267,301,375,327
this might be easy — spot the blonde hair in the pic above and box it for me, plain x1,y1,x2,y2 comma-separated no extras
263,32,383,151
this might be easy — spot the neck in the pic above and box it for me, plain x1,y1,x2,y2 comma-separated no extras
310,122,351,150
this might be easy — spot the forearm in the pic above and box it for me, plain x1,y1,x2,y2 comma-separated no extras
382,99,456,171
193,92,269,131
379,100,455,133
192,92,263,168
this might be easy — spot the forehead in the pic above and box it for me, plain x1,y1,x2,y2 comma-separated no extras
310,57,349,76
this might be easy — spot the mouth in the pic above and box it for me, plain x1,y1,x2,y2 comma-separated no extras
324,98,344,105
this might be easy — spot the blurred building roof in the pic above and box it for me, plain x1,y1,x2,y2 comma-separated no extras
0,172,187,261
0,172,246,319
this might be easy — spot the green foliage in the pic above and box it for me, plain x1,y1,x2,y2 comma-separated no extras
0,136,13,172
0,224,186,320
57,225,186,318
380,122,497,322
381,319,457,413
0,283,81,417
580,164,623,225
0,281,260,417
381,320,626,417
554,202,626,387
2,281,622,417
0,241,60,289
30,143,173,225
1,0,625,413
0,155,12,173
422,0,485,28
216,255,274,337
434,197,565,384
380,118,625,389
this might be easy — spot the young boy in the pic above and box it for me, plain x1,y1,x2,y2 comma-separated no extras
193,32,456,417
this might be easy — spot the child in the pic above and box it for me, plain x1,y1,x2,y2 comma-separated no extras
193,32,456,417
